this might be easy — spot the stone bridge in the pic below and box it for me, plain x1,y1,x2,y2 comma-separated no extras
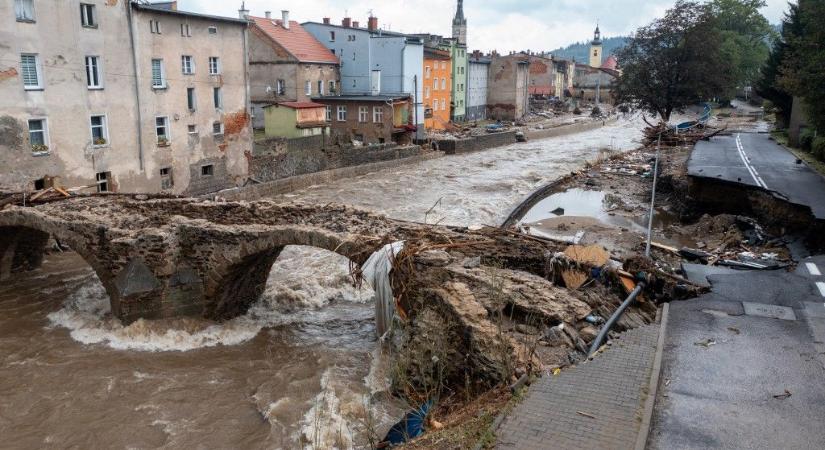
0,196,497,323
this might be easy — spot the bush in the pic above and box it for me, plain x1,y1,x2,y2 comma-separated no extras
800,130,815,151
813,136,825,162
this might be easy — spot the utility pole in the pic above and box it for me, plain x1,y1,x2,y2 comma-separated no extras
414,74,420,140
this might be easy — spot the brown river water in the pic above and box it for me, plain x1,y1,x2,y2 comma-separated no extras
0,119,643,449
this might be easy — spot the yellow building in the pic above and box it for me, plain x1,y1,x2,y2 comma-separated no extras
590,24,603,68
423,48,452,130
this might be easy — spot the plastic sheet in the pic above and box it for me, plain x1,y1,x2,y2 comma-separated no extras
362,241,405,338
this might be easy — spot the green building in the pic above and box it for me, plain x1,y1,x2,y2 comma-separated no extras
439,39,468,122
263,102,328,139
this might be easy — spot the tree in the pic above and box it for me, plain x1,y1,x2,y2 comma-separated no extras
780,0,825,133
709,0,774,98
615,1,733,121
754,3,801,128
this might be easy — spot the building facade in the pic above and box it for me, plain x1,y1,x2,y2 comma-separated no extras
312,95,413,145
574,64,619,104
248,11,339,129
423,47,452,130
589,25,603,68
0,0,251,195
303,16,424,139
442,39,468,122
467,52,489,121
488,53,530,120
263,102,328,139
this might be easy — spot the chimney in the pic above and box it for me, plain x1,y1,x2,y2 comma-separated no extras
342,17,351,28
264,11,271,19
352,21,359,28
238,1,249,19
367,16,378,31
281,11,290,29
323,17,330,24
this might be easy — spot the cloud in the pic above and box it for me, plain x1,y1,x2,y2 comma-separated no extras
181,0,792,52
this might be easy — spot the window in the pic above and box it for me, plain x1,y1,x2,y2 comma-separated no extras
373,106,383,123
85,56,102,88
337,105,346,121
213,87,222,109
96,172,110,192
441,61,446,70
212,121,223,135
181,55,194,74
180,23,191,37
208,26,217,34
151,59,166,88
305,81,311,96
188,124,197,134
80,3,96,27
318,80,324,96
329,31,335,41
150,20,161,34
186,87,196,111
15,0,35,22
329,80,336,93
155,116,169,144
160,167,173,190
90,115,108,146
358,106,368,123
432,78,438,91
276,79,285,95
208,57,220,75
21,54,41,89
28,119,48,153
325,106,332,121
424,87,430,99
441,78,446,90
425,66,431,79
201,165,214,176
441,99,446,110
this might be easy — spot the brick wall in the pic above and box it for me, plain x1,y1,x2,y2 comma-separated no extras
185,157,234,197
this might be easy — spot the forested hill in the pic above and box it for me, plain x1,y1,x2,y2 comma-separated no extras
550,36,629,62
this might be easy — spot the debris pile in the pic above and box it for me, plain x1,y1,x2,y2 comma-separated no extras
642,117,726,146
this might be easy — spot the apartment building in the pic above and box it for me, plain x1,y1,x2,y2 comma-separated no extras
0,0,251,196
423,47,452,130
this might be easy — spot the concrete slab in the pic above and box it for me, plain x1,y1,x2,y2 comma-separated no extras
742,302,797,321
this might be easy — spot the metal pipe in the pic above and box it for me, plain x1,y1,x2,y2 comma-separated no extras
645,132,663,257
587,280,646,356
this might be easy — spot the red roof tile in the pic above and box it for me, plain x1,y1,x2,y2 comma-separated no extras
251,16,338,64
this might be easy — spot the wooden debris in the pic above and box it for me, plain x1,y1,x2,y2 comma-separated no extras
564,244,610,267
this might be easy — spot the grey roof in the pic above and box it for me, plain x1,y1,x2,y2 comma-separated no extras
302,21,418,40
311,94,411,102
132,3,249,25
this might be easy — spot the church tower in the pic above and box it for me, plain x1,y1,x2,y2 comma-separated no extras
452,0,467,45
589,24,603,68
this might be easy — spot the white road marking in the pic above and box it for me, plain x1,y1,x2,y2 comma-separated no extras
817,282,825,297
735,134,769,189
807,262,822,276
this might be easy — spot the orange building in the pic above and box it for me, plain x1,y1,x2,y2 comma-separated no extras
423,48,452,130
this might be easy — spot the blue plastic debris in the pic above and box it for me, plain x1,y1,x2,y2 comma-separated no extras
380,399,434,447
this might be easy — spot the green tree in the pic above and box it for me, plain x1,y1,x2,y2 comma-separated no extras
709,0,774,98
780,0,825,133
754,3,801,128
615,1,732,121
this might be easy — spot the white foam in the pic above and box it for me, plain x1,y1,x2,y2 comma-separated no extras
298,369,356,450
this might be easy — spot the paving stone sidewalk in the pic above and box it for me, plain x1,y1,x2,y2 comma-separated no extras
496,323,661,450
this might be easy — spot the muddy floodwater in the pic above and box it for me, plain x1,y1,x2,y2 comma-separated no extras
0,119,642,449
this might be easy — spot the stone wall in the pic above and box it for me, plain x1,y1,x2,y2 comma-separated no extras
434,131,517,155
524,117,617,141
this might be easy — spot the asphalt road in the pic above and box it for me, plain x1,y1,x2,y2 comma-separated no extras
689,132,825,219
649,260,825,449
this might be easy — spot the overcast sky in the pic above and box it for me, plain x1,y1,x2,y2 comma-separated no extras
183,0,791,52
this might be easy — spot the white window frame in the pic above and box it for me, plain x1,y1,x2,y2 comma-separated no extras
373,106,383,123
336,105,346,122
208,57,220,75
15,0,35,22
186,87,196,111
276,79,285,95
80,3,96,28
89,114,109,147
318,80,324,96
21,53,42,90
188,124,198,134
85,56,103,89
155,116,170,144
425,66,431,79
325,106,332,122
151,58,166,89
424,87,430,99
441,78,446,90
305,81,312,96
180,23,191,37
208,26,218,35
432,78,438,91
212,121,224,136
95,172,110,192
181,55,194,75
358,106,368,123
150,20,162,34
28,117,49,153
213,87,222,109
441,99,446,110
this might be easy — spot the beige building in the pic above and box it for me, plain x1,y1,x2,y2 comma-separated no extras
0,0,251,196
488,53,530,121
